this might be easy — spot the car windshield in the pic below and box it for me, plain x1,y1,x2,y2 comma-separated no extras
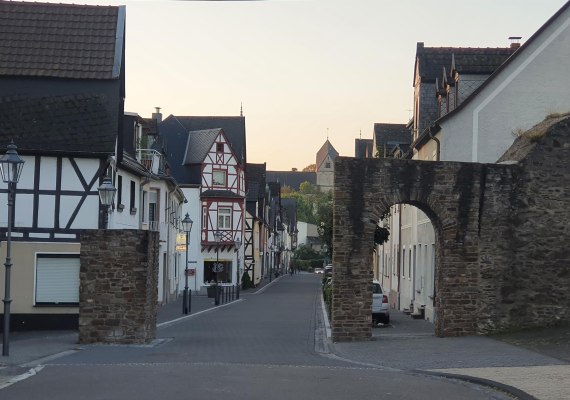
372,283,382,294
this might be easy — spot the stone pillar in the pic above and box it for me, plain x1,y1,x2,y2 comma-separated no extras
79,230,159,344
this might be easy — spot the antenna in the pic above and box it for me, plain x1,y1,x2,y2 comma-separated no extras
240,102,243,117
326,128,329,141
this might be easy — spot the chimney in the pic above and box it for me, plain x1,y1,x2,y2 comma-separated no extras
509,36,522,50
152,107,162,123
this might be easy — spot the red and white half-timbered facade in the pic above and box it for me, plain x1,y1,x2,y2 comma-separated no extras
179,128,246,293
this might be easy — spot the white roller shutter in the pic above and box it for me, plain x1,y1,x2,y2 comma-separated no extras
36,255,80,305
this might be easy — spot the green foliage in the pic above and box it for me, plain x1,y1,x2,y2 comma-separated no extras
283,182,333,256
293,244,321,260
241,271,254,289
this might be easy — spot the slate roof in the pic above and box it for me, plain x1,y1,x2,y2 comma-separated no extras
281,198,297,234
0,94,117,155
414,42,516,84
173,116,246,165
246,163,266,202
373,123,410,157
316,140,339,170
355,138,373,158
183,129,222,165
158,115,246,185
0,1,124,80
201,189,242,199
437,1,570,125
265,171,316,191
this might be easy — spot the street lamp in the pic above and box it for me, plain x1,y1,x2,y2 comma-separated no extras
181,213,193,315
97,170,116,229
1,141,25,357
235,238,242,287
213,231,222,306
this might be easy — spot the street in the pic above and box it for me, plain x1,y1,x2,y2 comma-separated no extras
1,274,516,399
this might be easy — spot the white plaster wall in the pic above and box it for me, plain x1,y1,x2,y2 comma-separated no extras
111,169,141,229
441,9,570,162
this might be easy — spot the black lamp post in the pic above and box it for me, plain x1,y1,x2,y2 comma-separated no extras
181,213,193,314
97,171,116,229
235,238,241,286
213,231,222,306
1,141,25,357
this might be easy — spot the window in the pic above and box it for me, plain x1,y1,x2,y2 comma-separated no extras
212,170,226,187
130,180,136,213
35,254,80,305
325,162,331,168
218,207,232,229
116,175,123,207
216,143,224,153
204,260,232,283
149,190,158,230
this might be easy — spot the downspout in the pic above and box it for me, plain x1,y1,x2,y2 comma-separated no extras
429,125,441,161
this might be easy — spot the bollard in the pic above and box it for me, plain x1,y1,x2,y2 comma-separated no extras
189,289,192,314
236,284,240,300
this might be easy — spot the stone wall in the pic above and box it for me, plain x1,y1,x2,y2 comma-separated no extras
332,117,570,341
79,230,159,344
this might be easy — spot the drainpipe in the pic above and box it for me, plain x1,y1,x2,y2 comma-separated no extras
429,125,441,161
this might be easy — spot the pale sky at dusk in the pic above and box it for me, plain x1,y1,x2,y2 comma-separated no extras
41,0,567,170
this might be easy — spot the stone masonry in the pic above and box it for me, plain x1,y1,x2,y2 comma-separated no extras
79,230,159,344
332,117,570,341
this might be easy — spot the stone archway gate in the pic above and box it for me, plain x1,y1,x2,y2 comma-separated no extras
331,120,570,341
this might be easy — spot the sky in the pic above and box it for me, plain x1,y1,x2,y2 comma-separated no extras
40,0,568,170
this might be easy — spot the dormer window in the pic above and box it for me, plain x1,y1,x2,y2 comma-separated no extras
216,143,224,153
213,170,226,187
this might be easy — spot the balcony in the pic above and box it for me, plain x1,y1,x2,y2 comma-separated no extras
136,149,162,174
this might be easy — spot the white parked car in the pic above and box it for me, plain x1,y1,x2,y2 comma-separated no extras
372,280,390,324
314,267,324,274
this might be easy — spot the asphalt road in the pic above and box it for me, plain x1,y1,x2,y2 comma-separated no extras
0,274,513,400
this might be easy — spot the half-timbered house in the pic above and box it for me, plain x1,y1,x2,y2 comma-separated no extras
245,163,268,286
0,1,185,329
0,1,127,329
158,115,247,295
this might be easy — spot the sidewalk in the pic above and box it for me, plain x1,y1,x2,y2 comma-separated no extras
327,309,570,400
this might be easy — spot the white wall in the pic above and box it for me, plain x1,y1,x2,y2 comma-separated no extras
441,8,570,163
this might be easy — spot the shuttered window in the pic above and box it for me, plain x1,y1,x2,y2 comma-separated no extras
35,254,80,306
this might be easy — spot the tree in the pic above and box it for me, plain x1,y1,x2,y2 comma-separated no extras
302,164,316,172
282,182,333,255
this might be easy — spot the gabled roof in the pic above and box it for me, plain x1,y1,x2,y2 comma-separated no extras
172,116,246,166
281,198,297,234
183,129,222,165
414,42,515,85
316,139,339,169
246,163,266,202
373,123,410,157
0,94,117,155
436,1,570,125
355,138,373,158
266,171,316,191
0,1,125,80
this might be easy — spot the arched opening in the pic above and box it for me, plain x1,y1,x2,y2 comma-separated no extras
331,157,482,341
374,202,439,336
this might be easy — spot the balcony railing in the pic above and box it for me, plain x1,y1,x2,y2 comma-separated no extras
136,149,163,174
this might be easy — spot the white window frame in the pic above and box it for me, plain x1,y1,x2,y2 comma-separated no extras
218,207,232,229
